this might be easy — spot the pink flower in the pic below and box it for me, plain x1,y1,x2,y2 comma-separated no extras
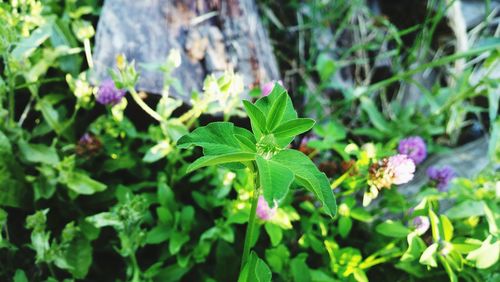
256,196,277,220
369,154,416,189
387,154,416,185
261,80,283,97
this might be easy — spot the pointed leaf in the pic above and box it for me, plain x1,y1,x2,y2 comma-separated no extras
235,134,257,152
177,122,247,155
266,91,288,130
273,118,315,139
419,243,438,267
243,100,267,138
186,152,256,173
272,150,337,217
256,155,294,207
440,215,453,241
65,172,107,195
238,251,272,282
254,84,297,147
64,235,92,279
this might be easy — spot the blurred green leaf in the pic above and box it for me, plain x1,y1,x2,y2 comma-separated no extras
18,141,59,165
375,220,410,238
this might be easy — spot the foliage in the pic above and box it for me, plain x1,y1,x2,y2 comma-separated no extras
0,0,498,282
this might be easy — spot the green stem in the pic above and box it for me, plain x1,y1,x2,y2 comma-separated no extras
240,172,260,272
128,87,164,122
362,43,499,96
130,253,141,282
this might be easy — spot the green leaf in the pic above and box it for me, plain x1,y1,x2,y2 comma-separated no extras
254,85,297,147
256,155,294,207
419,243,438,267
338,216,352,238
350,208,373,222
401,232,427,262
440,215,453,241
65,172,107,195
234,134,257,152
272,118,315,139
146,225,172,245
187,152,256,173
18,141,60,165
483,202,498,235
36,97,64,135
466,235,499,269
428,209,441,242
64,235,92,279
153,263,190,282
13,269,28,282
169,232,189,255
375,220,411,238
266,91,288,130
177,122,250,155
291,253,312,282
439,256,458,282
12,22,52,60
264,223,283,247
265,245,290,273
360,96,390,133
143,141,172,163
444,200,485,219
272,150,337,217
238,251,272,282
243,100,268,138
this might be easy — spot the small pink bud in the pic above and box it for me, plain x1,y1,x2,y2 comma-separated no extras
256,196,277,220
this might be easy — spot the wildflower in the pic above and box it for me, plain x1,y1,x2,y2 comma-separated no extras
96,79,126,105
76,133,102,156
387,154,416,185
398,136,427,165
298,135,315,155
369,154,415,189
427,165,455,191
261,80,283,97
412,216,430,235
256,196,277,220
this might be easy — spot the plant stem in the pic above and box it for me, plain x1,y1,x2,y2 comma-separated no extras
128,87,164,122
240,172,260,272
130,253,141,282
83,38,94,69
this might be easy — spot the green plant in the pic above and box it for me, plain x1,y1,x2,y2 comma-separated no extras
177,83,337,279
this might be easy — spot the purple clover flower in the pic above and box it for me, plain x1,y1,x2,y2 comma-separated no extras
427,165,455,191
398,136,427,165
386,154,416,185
256,196,277,220
413,216,430,235
261,80,283,97
96,79,126,105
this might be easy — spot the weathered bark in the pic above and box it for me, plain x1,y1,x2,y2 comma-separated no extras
91,0,280,102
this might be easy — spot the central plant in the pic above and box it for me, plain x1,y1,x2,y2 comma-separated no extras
177,84,337,279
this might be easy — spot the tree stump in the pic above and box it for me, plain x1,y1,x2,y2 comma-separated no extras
91,0,280,102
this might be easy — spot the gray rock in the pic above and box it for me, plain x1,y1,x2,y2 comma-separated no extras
91,0,280,102
400,136,490,197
